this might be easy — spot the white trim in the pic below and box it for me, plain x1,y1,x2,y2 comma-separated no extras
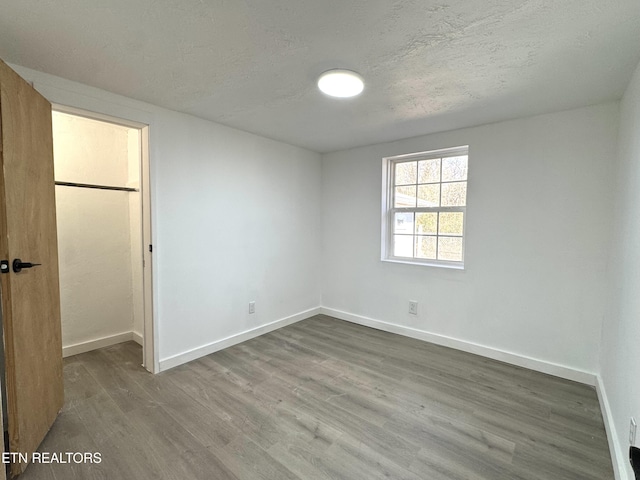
381,146,469,268
384,145,470,163
158,307,321,372
140,124,157,373
596,375,629,480
320,307,597,386
132,331,144,346
51,105,157,374
63,332,137,357
52,103,147,129
381,258,465,270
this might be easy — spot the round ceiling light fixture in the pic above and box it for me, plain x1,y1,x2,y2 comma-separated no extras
317,69,364,98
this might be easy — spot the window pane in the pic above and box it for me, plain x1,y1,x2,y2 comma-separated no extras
394,186,417,207
442,156,468,182
395,161,417,185
417,184,440,207
438,212,464,236
416,236,437,259
394,212,414,234
438,237,463,261
418,158,440,183
394,235,414,257
415,212,437,235
441,182,466,206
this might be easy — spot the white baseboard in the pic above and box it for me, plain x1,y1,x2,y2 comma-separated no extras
158,307,321,372
132,331,143,346
320,307,597,386
596,375,629,480
63,331,138,357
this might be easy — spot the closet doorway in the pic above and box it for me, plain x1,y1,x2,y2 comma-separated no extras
51,107,155,372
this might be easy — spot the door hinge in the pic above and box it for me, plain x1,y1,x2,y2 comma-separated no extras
149,244,153,253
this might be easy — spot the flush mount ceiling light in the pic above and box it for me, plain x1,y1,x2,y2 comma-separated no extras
317,69,364,98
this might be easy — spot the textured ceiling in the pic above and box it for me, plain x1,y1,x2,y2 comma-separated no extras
1,0,639,152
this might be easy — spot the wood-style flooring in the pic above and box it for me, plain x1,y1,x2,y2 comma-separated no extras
21,315,613,479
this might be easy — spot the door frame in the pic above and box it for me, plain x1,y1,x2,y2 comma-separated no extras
51,104,157,373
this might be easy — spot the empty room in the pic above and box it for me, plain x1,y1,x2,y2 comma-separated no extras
0,1,638,479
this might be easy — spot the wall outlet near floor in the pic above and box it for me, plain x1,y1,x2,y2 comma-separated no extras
249,301,256,314
630,417,637,444
409,300,418,315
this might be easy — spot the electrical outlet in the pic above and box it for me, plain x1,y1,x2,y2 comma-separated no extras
249,301,255,314
630,417,637,444
409,300,418,315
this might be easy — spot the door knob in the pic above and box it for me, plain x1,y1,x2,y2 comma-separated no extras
12,258,42,273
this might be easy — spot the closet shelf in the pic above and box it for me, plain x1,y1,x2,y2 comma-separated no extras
55,181,138,192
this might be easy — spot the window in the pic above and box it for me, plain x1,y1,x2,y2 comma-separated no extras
382,146,468,268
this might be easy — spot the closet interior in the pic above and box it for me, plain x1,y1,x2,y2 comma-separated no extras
52,111,144,361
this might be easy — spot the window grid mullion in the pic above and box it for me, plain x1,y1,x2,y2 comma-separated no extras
412,160,420,258
411,160,420,258
401,180,467,186
436,159,443,260
392,206,466,213
412,212,416,258
414,161,418,209
414,161,418,258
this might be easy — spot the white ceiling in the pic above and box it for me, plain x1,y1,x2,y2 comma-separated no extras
1,0,639,153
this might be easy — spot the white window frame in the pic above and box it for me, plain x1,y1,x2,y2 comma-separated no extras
381,146,468,269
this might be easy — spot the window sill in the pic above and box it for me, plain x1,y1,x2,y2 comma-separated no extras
381,257,465,270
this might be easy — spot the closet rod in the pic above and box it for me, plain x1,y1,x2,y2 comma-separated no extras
55,181,139,192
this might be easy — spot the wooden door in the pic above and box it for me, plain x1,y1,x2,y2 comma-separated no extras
0,60,63,476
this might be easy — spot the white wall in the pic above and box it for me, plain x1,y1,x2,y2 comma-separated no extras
600,59,640,480
12,64,322,370
53,113,137,350
321,103,619,378
154,113,322,362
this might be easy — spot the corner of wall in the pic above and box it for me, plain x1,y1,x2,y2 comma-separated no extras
319,307,597,386
158,307,321,371
596,375,630,480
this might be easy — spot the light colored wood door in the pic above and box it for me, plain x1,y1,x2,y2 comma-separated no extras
0,60,63,476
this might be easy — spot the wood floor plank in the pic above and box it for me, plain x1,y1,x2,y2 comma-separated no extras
385,412,517,466
60,361,105,411
292,388,422,468
19,315,613,479
137,373,240,450
124,401,239,480
324,432,424,480
214,436,302,480
267,442,334,480
20,406,119,480
79,349,156,413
